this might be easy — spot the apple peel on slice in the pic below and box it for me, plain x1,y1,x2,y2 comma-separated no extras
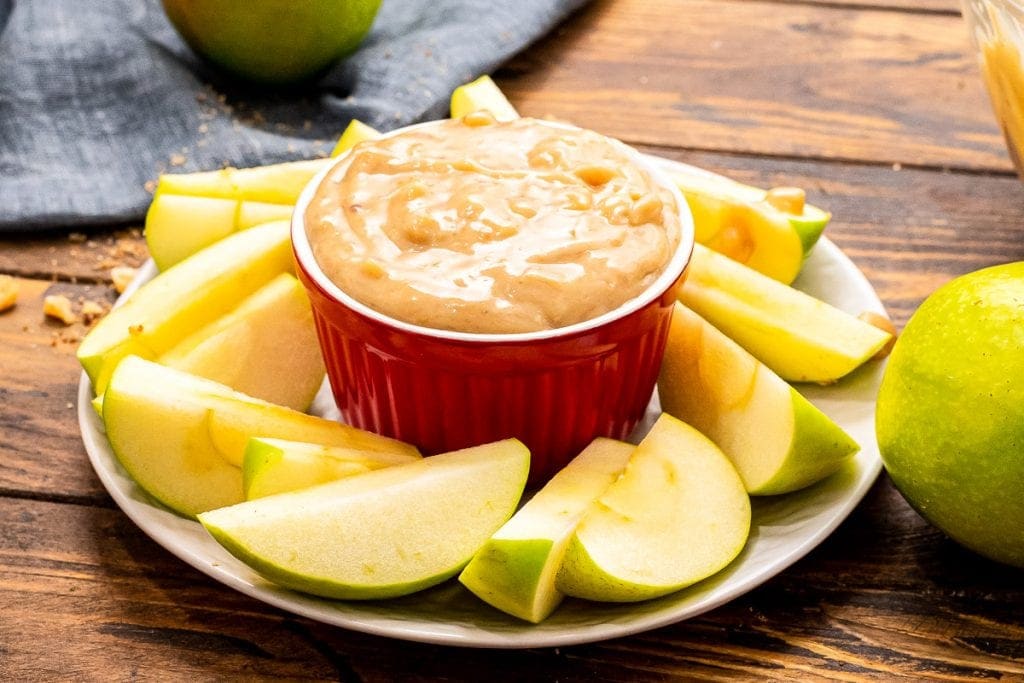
199,439,530,601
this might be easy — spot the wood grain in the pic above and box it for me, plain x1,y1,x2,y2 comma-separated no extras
499,0,1008,171
2,484,1022,681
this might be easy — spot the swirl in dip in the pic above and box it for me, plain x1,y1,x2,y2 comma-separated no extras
304,116,682,334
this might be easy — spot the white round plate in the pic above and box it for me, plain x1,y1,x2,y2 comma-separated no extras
78,157,886,649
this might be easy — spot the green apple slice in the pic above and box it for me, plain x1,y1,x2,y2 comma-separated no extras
102,356,418,517
459,438,634,623
158,273,324,411
145,193,239,271
242,437,422,500
671,171,831,258
659,303,859,495
145,193,296,271
156,158,330,204
198,439,530,600
79,220,293,394
331,119,381,157
674,174,804,284
679,244,892,383
235,201,294,230
450,75,519,121
556,414,751,602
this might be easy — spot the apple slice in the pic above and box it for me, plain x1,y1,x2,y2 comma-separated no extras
235,201,294,230
156,158,330,204
672,171,831,257
459,438,634,623
679,244,892,383
450,75,519,121
145,194,295,271
198,439,530,600
102,356,418,517
145,193,238,271
674,175,804,284
659,303,859,495
158,273,325,411
78,220,293,394
331,119,381,157
555,414,750,602
242,437,422,500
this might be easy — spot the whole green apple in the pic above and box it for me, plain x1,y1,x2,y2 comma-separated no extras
161,0,381,85
876,262,1024,566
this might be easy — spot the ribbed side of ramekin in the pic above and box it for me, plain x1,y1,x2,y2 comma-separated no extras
299,264,682,485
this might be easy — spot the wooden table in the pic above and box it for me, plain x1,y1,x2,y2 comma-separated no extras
4,0,1024,679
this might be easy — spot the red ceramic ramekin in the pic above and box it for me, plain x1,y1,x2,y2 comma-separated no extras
291,121,695,484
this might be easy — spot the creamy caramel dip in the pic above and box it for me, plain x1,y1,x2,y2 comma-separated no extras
304,116,682,334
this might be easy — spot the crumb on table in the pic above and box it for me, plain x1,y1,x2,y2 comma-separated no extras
43,294,78,325
0,275,18,312
111,266,138,294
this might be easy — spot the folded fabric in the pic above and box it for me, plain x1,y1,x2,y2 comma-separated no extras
0,0,588,232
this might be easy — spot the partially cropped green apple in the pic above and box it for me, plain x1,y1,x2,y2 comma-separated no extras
680,244,892,383
459,438,634,623
659,303,859,495
102,356,418,516
242,437,421,500
199,439,530,600
877,262,1024,567
79,220,293,394
161,0,381,85
158,273,325,411
556,414,750,602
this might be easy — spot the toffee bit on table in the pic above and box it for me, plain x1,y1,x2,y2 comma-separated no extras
81,300,108,325
43,294,78,325
169,153,187,167
0,275,19,312
111,266,138,294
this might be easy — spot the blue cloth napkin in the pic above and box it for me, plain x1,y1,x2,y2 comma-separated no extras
0,0,588,232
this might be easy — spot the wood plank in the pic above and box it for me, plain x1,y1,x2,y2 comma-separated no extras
499,0,1009,171
2,487,1023,680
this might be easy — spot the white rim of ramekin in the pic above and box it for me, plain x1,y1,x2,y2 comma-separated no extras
291,118,695,343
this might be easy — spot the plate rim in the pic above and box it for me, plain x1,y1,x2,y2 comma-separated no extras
78,156,885,649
